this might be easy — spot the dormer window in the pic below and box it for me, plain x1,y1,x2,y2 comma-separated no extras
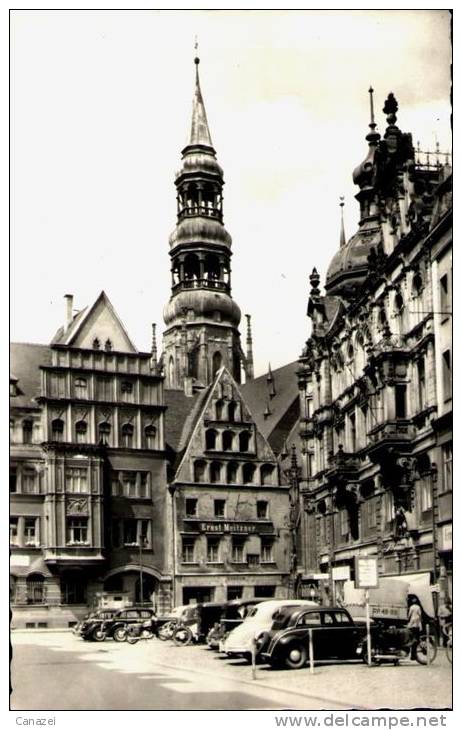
92,338,101,350
105,339,113,352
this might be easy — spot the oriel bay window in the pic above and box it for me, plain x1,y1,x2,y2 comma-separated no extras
65,467,88,493
66,517,89,545
111,471,151,499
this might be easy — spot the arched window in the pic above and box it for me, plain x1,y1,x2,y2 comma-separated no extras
144,424,157,449
215,400,225,420
210,461,222,484
204,254,220,282
26,573,45,605
75,420,87,444
239,431,251,453
98,421,111,445
51,418,64,442
205,429,217,450
194,460,207,483
212,351,222,377
243,463,256,485
260,464,274,486
222,430,234,451
184,253,200,281
104,339,113,352
226,461,239,483
228,401,238,422
121,423,134,448
22,420,33,444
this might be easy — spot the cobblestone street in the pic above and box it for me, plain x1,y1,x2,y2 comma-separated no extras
10,631,452,712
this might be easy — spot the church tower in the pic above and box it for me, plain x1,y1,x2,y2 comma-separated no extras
163,57,247,390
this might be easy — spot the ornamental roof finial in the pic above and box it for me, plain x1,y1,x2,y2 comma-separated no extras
339,196,346,248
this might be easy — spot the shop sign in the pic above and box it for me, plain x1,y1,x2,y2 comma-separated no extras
10,554,30,567
354,556,378,589
200,521,256,534
332,566,350,581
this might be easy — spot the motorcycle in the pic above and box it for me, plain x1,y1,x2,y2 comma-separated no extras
157,620,177,641
358,623,437,665
125,619,156,645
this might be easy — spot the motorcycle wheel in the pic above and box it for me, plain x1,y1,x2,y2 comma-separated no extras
173,626,193,646
284,643,308,670
127,635,139,645
158,623,173,641
113,626,128,642
415,636,437,665
92,627,106,642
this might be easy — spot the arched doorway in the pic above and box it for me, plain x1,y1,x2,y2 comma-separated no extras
103,568,159,608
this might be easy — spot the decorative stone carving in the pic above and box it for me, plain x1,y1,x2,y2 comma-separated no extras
66,497,89,515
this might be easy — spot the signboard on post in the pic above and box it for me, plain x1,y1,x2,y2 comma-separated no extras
355,556,378,589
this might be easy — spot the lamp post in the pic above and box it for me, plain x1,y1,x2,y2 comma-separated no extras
139,534,147,605
168,483,178,608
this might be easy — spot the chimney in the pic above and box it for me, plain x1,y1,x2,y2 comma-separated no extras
64,294,73,331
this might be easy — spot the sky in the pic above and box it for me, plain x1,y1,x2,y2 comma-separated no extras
10,9,452,376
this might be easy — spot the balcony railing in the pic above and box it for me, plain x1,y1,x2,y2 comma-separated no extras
178,205,223,222
172,279,230,294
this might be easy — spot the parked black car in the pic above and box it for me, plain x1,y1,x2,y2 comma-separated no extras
78,609,120,641
99,607,157,642
260,606,368,669
206,599,267,649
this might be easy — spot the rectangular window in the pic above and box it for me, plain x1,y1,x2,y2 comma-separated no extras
257,500,268,519
367,498,377,528
261,538,274,563
442,350,452,401
122,471,137,498
349,412,356,452
123,519,138,545
139,520,151,548
340,509,349,536
10,468,17,493
120,380,135,403
139,472,149,499
440,273,450,319
231,538,245,563
395,384,407,419
417,358,426,411
66,517,88,544
182,537,195,563
307,452,315,478
10,517,19,546
96,376,113,401
111,471,150,499
207,537,220,563
442,443,452,493
247,554,260,566
22,470,38,494
24,518,38,546
421,478,433,513
185,498,198,517
50,373,66,398
214,499,226,518
227,586,243,600
65,467,88,493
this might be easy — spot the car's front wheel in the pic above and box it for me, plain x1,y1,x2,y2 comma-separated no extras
92,627,106,642
113,626,127,642
284,643,308,670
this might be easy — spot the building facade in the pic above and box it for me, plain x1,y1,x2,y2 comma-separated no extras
296,92,452,608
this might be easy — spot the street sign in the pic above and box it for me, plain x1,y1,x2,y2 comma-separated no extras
354,556,378,589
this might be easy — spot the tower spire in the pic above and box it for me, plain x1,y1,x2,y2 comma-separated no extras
245,314,254,380
189,54,213,147
339,196,346,247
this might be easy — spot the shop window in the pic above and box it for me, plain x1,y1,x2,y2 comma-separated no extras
66,517,88,545
186,498,198,517
227,586,243,600
254,585,275,598
214,499,226,518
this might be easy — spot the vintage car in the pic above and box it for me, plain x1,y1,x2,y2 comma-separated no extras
99,606,157,642
206,599,268,649
260,606,369,669
221,599,318,661
77,609,119,641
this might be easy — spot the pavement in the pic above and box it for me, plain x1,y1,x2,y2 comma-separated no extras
10,631,452,712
